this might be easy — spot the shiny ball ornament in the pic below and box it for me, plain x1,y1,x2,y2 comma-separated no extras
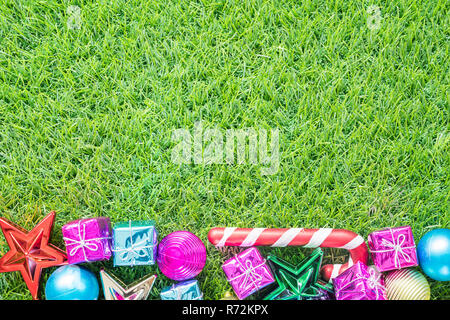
220,291,238,300
384,269,430,300
45,265,99,300
157,231,206,281
417,228,450,281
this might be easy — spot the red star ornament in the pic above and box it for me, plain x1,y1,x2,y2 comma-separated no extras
0,211,67,299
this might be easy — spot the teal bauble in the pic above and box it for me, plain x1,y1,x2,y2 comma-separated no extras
45,265,99,300
417,228,450,281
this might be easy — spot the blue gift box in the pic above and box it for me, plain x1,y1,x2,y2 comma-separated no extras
160,280,203,300
112,221,158,266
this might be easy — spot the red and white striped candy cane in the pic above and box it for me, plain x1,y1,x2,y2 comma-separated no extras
208,227,368,281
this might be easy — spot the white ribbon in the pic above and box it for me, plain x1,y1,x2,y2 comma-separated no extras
228,258,266,291
335,269,385,300
175,286,203,300
367,268,386,300
112,221,156,266
371,228,416,269
63,221,111,262
163,282,203,300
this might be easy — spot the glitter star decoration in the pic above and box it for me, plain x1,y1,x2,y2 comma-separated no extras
100,269,157,300
0,211,67,299
264,248,327,300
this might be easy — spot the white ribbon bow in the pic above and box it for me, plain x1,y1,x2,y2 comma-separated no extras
335,269,385,300
174,284,203,300
371,228,416,269
112,221,156,266
367,268,386,300
228,258,265,291
63,221,110,262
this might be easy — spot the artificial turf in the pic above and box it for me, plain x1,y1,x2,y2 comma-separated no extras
0,0,448,299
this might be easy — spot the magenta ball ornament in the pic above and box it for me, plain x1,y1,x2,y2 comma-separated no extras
157,231,206,281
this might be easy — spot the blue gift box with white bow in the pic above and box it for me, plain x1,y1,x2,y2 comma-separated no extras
112,221,158,266
160,280,203,300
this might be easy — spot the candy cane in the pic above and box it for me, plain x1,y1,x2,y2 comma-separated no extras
208,228,368,281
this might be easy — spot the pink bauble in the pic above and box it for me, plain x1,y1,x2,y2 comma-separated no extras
157,231,206,281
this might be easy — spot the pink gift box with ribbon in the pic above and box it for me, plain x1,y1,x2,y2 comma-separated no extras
62,217,113,264
333,261,386,300
368,226,418,272
222,247,275,300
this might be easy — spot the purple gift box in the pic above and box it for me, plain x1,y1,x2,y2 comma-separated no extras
332,261,386,300
222,247,275,300
368,226,418,272
62,217,112,264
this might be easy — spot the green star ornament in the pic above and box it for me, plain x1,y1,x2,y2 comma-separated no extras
263,248,325,300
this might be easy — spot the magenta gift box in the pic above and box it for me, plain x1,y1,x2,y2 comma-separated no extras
368,226,418,272
222,247,275,300
62,217,112,264
332,261,386,300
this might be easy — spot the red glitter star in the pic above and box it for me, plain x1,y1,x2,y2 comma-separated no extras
0,211,67,299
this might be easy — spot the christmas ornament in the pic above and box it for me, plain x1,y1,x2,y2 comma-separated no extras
384,268,430,300
100,269,156,300
417,228,450,281
220,291,238,300
45,265,99,300
263,248,324,300
222,247,275,300
0,211,67,300
160,279,203,300
368,226,418,272
332,261,386,300
62,217,112,264
112,220,158,266
157,231,206,281
208,227,368,281
311,281,335,300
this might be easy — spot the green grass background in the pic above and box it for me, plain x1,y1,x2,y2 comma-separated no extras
0,0,448,299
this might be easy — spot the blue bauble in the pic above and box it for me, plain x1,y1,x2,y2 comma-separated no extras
417,229,450,281
45,265,99,300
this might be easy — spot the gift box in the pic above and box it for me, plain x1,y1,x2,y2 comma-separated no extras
222,247,275,300
332,261,386,300
368,226,418,272
112,220,158,266
160,280,203,300
62,217,112,264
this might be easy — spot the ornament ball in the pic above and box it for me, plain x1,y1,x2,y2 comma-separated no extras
384,268,430,300
157,231,206,281
220,291,238,300
417,228,450,281
45,265,99,300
